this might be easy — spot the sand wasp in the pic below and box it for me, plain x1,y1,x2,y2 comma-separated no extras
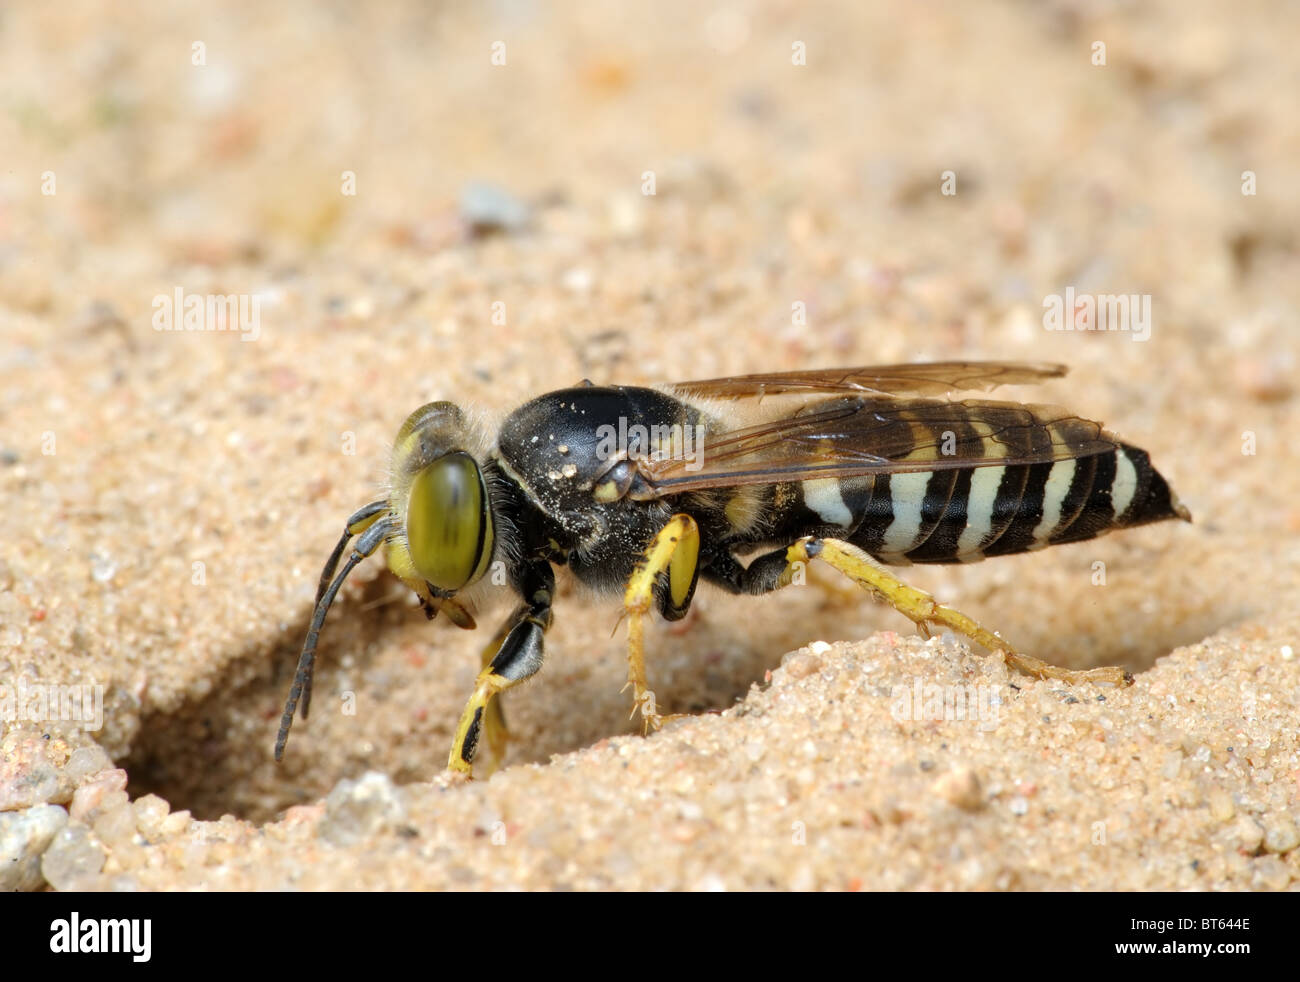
275,362,1189,776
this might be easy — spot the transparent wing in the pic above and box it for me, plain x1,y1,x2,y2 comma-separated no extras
665,361,1067,400
638,397,1118,495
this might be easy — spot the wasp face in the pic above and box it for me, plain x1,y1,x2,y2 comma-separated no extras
392,402,494,593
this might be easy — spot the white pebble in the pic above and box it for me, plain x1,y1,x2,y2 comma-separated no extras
41,825,106,890
0,805,69,891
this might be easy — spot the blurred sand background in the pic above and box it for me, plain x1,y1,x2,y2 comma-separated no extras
1,0,1298,890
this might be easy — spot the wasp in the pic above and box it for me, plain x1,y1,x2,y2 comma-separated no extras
275,362,1190,776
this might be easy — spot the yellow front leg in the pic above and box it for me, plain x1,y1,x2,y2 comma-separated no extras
472,607,521,774
622,513,700,732
448,670,514,776
786,537,1132,687
447,563,554,777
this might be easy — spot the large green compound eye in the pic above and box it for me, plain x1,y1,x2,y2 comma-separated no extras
406,452,493,591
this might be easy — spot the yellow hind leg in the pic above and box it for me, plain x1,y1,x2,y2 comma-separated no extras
784,536,1132,686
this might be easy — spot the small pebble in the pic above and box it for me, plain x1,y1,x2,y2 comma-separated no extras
132,794,171,838
1160,750,1183,779
159,810,192,836
69,768,129,824
1231,816,1265,854
92,803,138,847
1208,789,1235,823
41,825,106,890
0,804,69,891
0,762,67,810
562,268,593,293
64,745,114,783
607,194,645,237
931,768,985,812
459,182,530,236
782,651,823,680
1262,815,1299,855
90,551,118,583
319,772,407,846
0,734,77,808
1235,357,1293,402
1250,855,1292,890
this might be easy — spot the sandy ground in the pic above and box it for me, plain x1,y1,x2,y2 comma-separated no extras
1,0,1298,891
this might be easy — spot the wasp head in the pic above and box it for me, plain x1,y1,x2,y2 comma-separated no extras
390,402,495,594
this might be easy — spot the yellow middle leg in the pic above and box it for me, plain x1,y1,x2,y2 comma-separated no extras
622,513,700,732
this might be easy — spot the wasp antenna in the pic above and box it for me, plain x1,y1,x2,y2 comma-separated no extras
315,501,390,608
275,517,391,761
305,502,389,717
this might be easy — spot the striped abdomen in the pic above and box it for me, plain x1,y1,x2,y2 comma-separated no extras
795,445,1188,565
